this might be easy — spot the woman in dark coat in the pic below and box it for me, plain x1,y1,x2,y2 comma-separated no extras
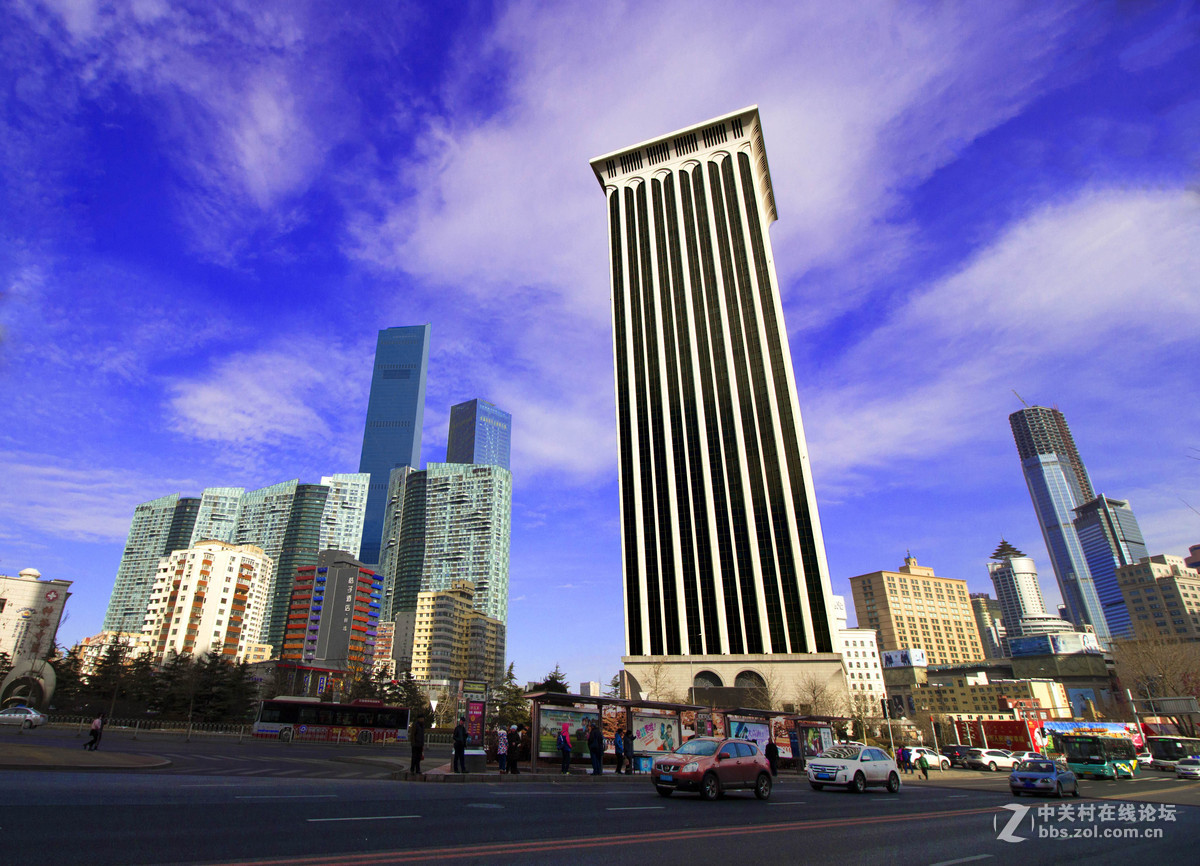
507,725,521,774
409,717,425,774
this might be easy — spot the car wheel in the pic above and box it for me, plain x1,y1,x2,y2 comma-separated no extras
941,760,950,771
357,730,372,745
988,762,997,772
700,772,720,801
22,719,32,729
1012,789,1021,797
850,772,866,794
886,772,900,794
755,772,772,800
809,782,824,791
656,786,673,798
279,728,293,743
1055,782,1064,799
1071,784,1081,798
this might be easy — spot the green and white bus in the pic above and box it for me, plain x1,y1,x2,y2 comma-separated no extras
1060,733,1138,779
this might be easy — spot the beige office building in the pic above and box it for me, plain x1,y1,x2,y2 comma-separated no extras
1117,554,1200,639
409,580,505,685
849,556,986,666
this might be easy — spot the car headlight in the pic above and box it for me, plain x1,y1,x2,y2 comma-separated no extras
681,762,699,773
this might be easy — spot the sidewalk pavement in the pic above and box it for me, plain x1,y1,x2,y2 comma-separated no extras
0,742,172,771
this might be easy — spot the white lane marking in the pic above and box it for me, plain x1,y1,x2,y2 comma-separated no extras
236,794,339,800
307,815,420,823
606,806,665,811
768,801,807,805
928,856,994,866
233,769,273,775
946,795,969,799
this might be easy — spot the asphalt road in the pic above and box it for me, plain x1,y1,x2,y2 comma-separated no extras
2,768,1197,865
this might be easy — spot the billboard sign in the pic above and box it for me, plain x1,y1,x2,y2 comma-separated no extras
632,713,680,754
882,648,927,668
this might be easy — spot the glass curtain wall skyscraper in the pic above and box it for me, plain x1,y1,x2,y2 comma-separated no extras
1009,406,1109,644
358,325,431,566
446,399,512,470
589,106,835,658
1073,495,1148,639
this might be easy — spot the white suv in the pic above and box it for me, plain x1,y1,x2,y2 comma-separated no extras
965,748,1017,771
808,745,901,793
907,747,950,770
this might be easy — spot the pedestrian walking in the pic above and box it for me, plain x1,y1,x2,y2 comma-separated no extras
917,753,930,781
83,712,104,751
897,745,907,774
765,739,779,777
409,716,425,774
587,721,603,775
452,717,468,773
614,728,625,775
623,727,635,774
558,722,573,774
496,724,508,774
507,725,521,774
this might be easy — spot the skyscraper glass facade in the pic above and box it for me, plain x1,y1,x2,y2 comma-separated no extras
589,106,835,658
1009,407,1109,644
357,325,431,566
446,399,512,470
1074,495,1148,639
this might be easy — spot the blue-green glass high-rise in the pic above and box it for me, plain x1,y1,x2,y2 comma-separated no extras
358,325,430,565
446,399,512,470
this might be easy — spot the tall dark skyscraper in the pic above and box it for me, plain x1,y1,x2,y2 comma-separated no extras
589,106,835,663
1009,406,1109,643
358,325,431,565
446,399,512,470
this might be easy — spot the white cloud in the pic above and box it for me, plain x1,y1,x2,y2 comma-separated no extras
806,186,1200,486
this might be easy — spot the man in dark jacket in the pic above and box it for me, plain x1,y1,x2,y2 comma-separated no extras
764,739,779,776
587,721,604,775
409,717,425,774
623,727,635,774
452,717,468,773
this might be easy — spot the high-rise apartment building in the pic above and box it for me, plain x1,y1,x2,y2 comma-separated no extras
407,579,504,684
380,463,512,625
104,494,200,633
1116,554,1200,639
108,476,368,653
357,325,431,566
969,593,1006,659
589,106,835,666
1009,406,1109,643
849,556,986,666
446,399,512,470
141,541,271,664
281,550,382,672
1073,495,1148,639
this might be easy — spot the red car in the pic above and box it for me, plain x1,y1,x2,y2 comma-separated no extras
651,737,773,800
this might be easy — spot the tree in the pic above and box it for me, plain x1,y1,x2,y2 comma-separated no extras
747,667,786,712
492,663,530,730
1113,635,1200,737
394,670,431,720
0,650,11,684
604,672,623,699
793,671,847,718
640,661,681,703
48,647,86,712
529,664,569,694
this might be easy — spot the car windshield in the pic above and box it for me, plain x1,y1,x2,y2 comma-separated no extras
1019,761,1055,773
824,746,861,759
675,739,720,757
1179,759,1200,767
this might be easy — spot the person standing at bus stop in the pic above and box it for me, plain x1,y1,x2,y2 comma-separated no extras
409,716,425,774
614,728,625,775
507,725,521,774
496,723,508,773
453,717,468,773
588,720,604,775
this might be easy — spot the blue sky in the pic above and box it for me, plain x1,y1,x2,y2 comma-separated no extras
2,1,1198,689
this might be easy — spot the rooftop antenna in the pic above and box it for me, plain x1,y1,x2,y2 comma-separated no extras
1012,389,1030,408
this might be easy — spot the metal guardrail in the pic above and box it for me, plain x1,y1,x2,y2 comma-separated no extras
43,715,426,747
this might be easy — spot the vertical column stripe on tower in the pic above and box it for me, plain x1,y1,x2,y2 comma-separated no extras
693,165,761,653
664,173,721,654
652,175,702,655
738,150,830,653
635,182,681,656
624,185,663,655
679,167,738,654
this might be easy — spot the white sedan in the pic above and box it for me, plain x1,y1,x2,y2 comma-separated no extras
808,745,901,793
908,747,950,770
965,748,1018,771
0,706,48,728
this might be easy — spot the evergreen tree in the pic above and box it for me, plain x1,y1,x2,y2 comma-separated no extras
47,648,86,713
604,672,623,699
0,650,11,683
394,670,430,720
88,638,132,716
492,663,530,729
530,663,569,694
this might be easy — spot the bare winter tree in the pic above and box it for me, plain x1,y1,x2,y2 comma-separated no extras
1113,636,1200,737
794,671,848,718
642,661,681,703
